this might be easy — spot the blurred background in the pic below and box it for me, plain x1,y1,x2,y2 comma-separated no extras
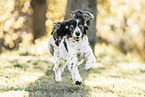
0,0,145,96
0,0,144,59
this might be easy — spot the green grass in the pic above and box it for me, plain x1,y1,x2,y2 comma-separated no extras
0,40,145,97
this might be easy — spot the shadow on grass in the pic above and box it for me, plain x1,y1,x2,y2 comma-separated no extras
25,62,102,97
1,52,104,96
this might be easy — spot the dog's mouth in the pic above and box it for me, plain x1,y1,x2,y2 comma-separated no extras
73,37,80,42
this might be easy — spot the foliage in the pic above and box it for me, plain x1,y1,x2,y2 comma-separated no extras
0,0,144,60
97,0,145,59
0,0,66,51
46,0,67,35
0,0,32,50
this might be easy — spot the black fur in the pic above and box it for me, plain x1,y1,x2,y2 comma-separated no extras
52,19,85,46
75,81,82,85
51,10,94,46
72,10,94,27
63,39,68,52
48,10,96,85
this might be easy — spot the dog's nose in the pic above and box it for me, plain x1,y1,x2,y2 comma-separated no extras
75,32,80,36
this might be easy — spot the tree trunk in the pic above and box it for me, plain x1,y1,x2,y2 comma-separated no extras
65,0,97,51
0,38,4,52
31,0,46,40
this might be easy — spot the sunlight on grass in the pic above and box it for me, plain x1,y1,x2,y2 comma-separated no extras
0,90,29,97
0,39,144,96
94,43,144,64
84,74,145,97
83,43,145,97
0,68,44,97
0,38,51,97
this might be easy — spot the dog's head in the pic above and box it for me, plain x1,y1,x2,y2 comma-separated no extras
68,18,86,42
52,18,85,44
51,10,94,46
71,10,94,28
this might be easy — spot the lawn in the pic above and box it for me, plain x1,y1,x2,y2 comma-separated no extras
0,39,145,97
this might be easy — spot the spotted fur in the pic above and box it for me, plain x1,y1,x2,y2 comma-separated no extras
48,10,96,85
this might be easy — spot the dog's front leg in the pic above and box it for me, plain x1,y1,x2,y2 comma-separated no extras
53,58,62,82
68,56,82,85
83,48,96,70
53,47,66,82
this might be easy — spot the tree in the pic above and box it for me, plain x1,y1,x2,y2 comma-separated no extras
31,0,46,40
65,0,97,51
0,39,4,52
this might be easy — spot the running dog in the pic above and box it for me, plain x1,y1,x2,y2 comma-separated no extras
48,10,96,85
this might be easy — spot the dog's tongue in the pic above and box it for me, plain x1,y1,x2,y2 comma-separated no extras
74,37,80,41
75,37,80,40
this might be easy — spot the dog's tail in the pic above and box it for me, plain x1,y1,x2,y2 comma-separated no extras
48,36,55,56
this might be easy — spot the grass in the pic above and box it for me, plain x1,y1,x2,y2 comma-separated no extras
0,39,145,97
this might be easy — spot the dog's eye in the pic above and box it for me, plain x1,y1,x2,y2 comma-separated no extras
70,25,74,30
70,25,74,29
79,25,83,30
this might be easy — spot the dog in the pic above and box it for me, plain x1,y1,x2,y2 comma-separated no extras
48,10,96,85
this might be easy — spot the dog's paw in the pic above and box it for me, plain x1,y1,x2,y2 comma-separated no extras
75,81,82,85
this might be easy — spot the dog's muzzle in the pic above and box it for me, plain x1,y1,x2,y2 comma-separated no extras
73,37,80,42
73,31,82,42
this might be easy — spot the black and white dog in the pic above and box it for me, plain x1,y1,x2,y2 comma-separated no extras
48,10,96,85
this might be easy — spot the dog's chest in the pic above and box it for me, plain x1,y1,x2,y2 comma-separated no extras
57,36,89,59
67,39,84,52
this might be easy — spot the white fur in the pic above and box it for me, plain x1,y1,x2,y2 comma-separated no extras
73,20,82,38
48,35,96,84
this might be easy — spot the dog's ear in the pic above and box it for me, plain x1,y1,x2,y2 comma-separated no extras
83,11,94,28
51,21,71,46
51,22,61,40
72,10,94,28
74,10,83,19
